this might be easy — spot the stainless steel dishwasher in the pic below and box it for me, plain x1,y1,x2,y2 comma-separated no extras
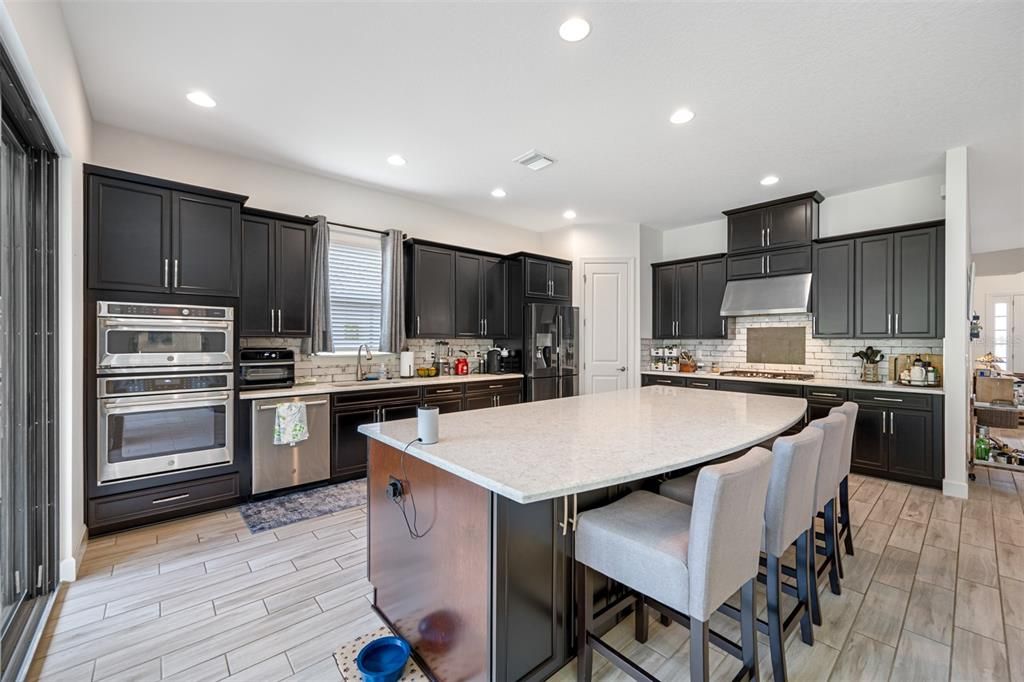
251,394,331,494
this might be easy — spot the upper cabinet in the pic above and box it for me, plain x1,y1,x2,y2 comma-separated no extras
812,240,855,338
724,192,823,255
522,256,571,301
86,165,246,297
240,209,315,337
697,257,728,339
407,243,457,338
650,255,725,340
455,253,508,338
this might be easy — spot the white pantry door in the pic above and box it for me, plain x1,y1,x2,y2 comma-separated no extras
582,260,630,394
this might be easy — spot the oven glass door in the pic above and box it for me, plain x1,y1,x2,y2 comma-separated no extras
98,391,233,483
98,319,232,370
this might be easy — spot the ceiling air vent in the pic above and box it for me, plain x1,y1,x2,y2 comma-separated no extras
513,149,556,171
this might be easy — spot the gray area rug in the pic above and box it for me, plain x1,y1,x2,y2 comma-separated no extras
239,478,367,533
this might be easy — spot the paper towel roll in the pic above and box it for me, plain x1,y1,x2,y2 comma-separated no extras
418,406,439,444
400,351,415,377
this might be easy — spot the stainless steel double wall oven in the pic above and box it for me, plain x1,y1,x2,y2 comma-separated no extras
95,301,235,485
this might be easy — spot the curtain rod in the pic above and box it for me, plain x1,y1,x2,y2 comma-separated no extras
324,220,389,236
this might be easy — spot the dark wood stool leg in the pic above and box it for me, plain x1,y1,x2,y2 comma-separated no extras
659,614,671,627
740,578,760,682
766,556,786,682
807,528,822,626
824,500,841,596
795,529,815,646
634,595,649,643
576,562,593,682
840,476,855,557
690,617,710,682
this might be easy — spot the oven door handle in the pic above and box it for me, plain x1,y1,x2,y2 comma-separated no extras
99,318,232,330
100,392,232,411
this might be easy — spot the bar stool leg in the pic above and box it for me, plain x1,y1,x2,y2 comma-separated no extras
576,562,593,682
766,555,786,682
840,476,855,557
824,500,842,596
634,596,649,643
659,614,671,627
690,618,710,682
807,528,822,626
795,529,815,646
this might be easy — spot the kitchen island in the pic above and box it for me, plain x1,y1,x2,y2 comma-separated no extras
358,386,806,681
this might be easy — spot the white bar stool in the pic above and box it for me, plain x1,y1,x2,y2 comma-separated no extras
830,402,860,560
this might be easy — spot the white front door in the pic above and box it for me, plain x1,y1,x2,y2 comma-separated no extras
582,260,630,394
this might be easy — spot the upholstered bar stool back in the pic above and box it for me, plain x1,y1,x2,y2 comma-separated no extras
763,428,824,558
830,402,860,557
808,413,847,514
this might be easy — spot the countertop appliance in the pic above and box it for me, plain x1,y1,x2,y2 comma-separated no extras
251,394,331,494
238,348,295,391
97,301,234,373
523,303,579,401
719,370,815,381
96,371,234,484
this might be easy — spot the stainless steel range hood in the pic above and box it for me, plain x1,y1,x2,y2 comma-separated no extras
719,273,812,317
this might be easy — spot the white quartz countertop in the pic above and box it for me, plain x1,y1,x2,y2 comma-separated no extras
641,370,944,396
238,373,524,401
358,386,806,503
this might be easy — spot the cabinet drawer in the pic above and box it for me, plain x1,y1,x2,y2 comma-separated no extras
717,380,804,398
423,384,465,398
643,375,686,387
803,386,849,402
685,377,717,390
89,473,240,532
333,387,421,408
765,246,811,276
849,390,933,411
465,378,522,394
726,253,767,280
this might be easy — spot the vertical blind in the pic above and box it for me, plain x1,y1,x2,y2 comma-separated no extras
327,226,383,351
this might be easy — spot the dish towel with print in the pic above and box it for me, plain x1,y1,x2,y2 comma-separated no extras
273,402,309,445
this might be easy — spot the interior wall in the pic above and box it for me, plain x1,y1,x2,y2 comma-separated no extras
90,123,544,255
2,0,93,581
944,147,971,499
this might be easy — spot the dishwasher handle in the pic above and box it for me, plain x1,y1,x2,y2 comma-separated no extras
256,399,328,411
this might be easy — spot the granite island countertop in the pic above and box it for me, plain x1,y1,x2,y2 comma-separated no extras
238,372,524,400
641,370,945,396
358,386,806,503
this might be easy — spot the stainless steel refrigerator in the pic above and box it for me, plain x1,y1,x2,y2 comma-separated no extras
524,303,579,402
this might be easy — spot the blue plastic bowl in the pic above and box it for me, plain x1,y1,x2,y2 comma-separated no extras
356,636,411,682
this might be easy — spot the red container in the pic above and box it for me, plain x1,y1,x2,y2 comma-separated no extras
454,358,470,375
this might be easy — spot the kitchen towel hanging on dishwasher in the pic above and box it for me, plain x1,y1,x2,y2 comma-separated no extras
273,402,309,445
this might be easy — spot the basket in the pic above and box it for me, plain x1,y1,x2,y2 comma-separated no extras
976,407,1020,429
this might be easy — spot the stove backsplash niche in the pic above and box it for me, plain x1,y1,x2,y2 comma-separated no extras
643,314,943,383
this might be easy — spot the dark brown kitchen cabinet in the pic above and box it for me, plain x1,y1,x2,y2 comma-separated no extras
423,395,464,414
483,257,509,338
456,253,507,338
854,233,893,337
240,210,314,337
332,405,378,479
850,390,943,487
812,240,855,338
86,166,246,296
651,262,697,339
726,246,811,281
697,257,727,339
522,256,571,301
724,192,823,255
851,406,889,473
407,244,456,338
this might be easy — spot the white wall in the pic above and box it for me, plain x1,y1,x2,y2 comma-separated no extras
638,225,662,338
662,218,728,261
2,0,93,581
91,123,543,255
944,147,971,499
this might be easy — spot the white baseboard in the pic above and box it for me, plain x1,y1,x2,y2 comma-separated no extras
59,524,88,582
942,478,969,499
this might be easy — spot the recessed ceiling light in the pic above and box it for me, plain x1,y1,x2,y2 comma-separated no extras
387,154,407,167
669,108,695,125
760,175,780,186
490,188,507,198
563,209,577,220
186,90,216,108
559,17,590,42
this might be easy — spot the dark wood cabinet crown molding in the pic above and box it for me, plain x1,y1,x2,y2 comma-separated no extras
721,190,825,216
84,164,249,204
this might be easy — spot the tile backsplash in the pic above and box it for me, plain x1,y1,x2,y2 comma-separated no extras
241,338,498,382
642,313,943,382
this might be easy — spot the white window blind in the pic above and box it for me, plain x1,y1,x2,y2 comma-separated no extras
328,227,383,351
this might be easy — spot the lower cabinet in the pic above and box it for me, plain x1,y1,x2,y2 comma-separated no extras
88,473,241,535
332,404,385,480
847,390,942,487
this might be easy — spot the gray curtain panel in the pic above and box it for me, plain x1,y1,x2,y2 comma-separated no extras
380,229,405,353
306,215,334,355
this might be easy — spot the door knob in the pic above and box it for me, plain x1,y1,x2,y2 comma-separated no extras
617,366,627,372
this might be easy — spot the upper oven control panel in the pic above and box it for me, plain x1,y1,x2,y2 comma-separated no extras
97,301,234,320
99,372,233,398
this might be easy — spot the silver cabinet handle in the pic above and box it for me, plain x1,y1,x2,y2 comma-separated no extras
488,384,505,389
766,254,771,274
887,313,891,335
882,412,886,435
173,259,180,288
484,318,488,336
434,388,455,394
691,381,709,387
153,493,189,505
761,226,766,247
895,312,900,335
810,392,838,398
277,309,283,333
416,315,421,335
722,319,726,336
874,396,903,403
496,394,501,407
656,379,672,384
163,258,169,287
889,411,895,434
812,314,816,334
766,225,771,245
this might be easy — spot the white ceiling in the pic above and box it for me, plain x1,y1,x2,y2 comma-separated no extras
61,2,1022,249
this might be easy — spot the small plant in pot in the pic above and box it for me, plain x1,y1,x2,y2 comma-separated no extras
853,346,885,383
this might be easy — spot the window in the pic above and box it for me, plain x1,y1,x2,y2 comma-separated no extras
992,297,1010,371
327,226,383,351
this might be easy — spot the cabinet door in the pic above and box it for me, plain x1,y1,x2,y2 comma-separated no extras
380,402,420,422
855,234,893,337
423,396,463,414
88,175,171,292
171,192,241,297
888,409,934,481
893,228,938,338
851,406,888,473
550,263,571,301
697,258,727,339
465,393,496,411
332,406,378,478
240,216,275,336
483,257,508,339
496,389,521,407
525,258,551,298
766,199,812,248
412,246,456,337
276,221,313,336
727,209,766,253
812,240,855,338
676,263,699,338
455,253,483,337
726,253,765,280
764,246,811,276
652,265,677,338
806,400,837,423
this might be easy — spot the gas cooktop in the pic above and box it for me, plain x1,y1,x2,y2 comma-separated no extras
719,370,816,381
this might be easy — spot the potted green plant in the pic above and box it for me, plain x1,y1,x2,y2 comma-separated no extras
853,346,885,383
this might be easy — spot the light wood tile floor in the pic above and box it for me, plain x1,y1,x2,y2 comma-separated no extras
28,470,1024,681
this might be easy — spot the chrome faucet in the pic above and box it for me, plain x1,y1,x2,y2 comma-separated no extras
356,344,373,381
